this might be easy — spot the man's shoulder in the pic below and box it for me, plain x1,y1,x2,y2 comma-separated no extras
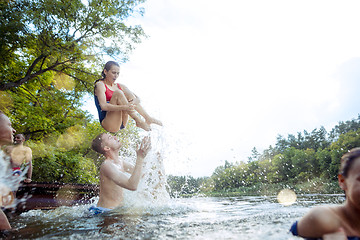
100,159,116,171
24,146,32,151
15,145,31,152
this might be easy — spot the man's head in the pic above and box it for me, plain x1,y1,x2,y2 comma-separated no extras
0,111,15,146
14,134,25,145
92,133,121,155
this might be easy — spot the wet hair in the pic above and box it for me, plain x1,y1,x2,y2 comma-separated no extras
339,147,360,178
92,133,106,155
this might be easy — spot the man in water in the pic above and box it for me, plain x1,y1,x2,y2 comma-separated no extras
4,134,32,183
89,133,151,214
0,111,15,230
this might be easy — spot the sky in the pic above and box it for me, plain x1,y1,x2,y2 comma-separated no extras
84,0,360,177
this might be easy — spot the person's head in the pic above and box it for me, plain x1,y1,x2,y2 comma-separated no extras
101,61,120,80
92,133,121,155
0,111,15,146
14,134,25,145
338,148,360,202
339,147,360,178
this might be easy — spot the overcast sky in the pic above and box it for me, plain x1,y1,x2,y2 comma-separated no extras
84,0,360,177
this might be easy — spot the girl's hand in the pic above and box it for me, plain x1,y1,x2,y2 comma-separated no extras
126,103,135,111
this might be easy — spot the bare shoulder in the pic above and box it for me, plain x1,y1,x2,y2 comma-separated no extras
100,160,122,176
95,80,105,91
298,206,341,237
24,146,32,152
100,160,113,172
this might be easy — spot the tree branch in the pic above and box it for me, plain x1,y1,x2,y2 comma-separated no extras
0,58,74,91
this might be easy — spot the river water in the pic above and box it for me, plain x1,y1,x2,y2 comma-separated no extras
0,130,345,239
4,193,344,239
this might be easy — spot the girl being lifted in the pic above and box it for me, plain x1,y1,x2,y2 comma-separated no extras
94,61,162,133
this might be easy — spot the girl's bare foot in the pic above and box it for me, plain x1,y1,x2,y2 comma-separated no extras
136,121,151,131
146,118,163,126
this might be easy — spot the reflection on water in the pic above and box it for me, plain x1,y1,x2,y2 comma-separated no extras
5,194,344,239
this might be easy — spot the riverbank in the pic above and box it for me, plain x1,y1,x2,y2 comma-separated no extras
185,178,342,198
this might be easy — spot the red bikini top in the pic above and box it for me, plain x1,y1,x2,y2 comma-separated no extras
103,82,122,101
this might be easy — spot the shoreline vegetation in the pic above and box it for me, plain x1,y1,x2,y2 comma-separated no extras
176,178,342,198
167,115,360,199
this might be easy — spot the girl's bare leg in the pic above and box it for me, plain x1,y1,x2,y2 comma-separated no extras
135,104,163,126
102,90,150,132
125,91,162,126
121,112,129,128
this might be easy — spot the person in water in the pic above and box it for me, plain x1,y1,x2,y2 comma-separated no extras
4,134,32,183
290,147,360,240
89,133,151,215
0,111,15,230
94,61,162,133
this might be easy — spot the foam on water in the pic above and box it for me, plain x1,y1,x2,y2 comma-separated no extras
121,126,196,215
19,126,195,219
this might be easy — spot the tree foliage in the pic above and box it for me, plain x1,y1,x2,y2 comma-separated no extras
0,0,146,183
27,120,140,184
167,115,360,195
1,0,146,91
0,0,146,138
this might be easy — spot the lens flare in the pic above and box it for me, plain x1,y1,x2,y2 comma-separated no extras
53,73,75,91
277,189,297,206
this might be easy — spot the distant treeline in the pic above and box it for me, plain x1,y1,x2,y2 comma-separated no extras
167,115,360,196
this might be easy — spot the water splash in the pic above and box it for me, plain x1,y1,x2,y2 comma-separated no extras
123,126,172,213
0,150,27,209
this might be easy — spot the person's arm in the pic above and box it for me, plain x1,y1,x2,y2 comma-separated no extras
102,136,151,191
297,206,341,238
0,210,10,230
94,81,133,112
123,161,135,174
24,161,32,183
24,148,32,181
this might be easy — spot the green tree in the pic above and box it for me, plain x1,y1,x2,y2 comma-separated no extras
329,115,360,141
1,0,146,91
0,0,146,139
28,120,140,183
